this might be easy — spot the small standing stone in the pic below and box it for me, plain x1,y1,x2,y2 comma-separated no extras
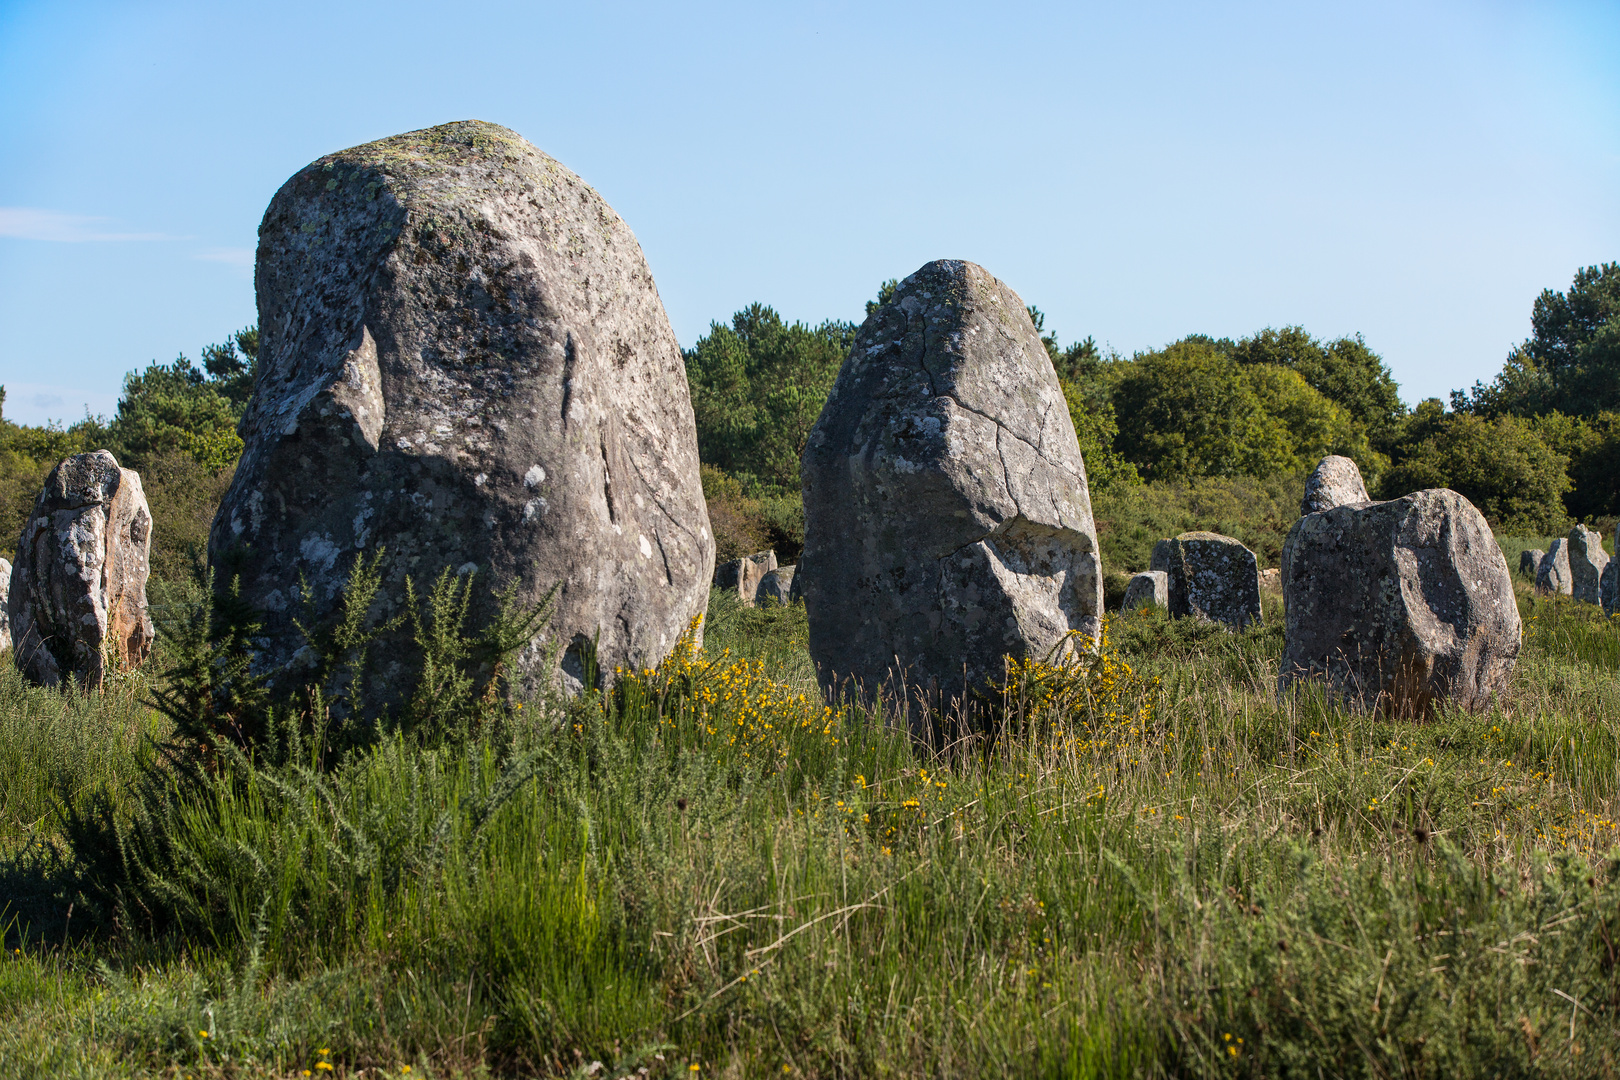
715,550,777,607
9,451,154,689
1300,455,1370,516
1258,567,1282,594
1121,570,1168,613
1520,549,1544,578
0,558,11,652
1153,532,1261,630
1536,539,1572,595
1602,558,1620,616
756,566,795,606
1567,525,1609,605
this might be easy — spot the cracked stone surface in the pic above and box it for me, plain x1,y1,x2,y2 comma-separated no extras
1536,539,1572,595
714,550,776,608
799,259,1102,715
210,121,713,697
1300,455,1370,516
1567,524,1608,606
1150,532,1261,630
9,451,153,689
1280,488,1519,717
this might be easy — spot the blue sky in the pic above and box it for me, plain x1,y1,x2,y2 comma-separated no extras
0,0,1615,427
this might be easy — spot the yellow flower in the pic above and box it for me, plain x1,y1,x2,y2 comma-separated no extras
317,1064,334,1073
199,1030,209,1038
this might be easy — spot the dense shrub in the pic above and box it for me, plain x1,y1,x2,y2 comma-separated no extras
1381,412,1571,532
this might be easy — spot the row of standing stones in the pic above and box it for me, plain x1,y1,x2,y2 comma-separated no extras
0,121,1524,720
1525,525,1620,612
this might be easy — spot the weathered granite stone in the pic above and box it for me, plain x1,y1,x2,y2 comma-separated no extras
210,121,714,697
1155,532,1261,630
1301,455,1370,516
756,566,795,605
1258,567,1282,594
1536,539,1572,595
788,563,806,603
1149,539,1173,572
1567,525,1609,605
1280,488,1519,717
799,259,1103,714
9,451,153,689
0,558,11,652
1520,549,1544,578
715,550,777,607
1603,558,1620,616
1121,570,1168,613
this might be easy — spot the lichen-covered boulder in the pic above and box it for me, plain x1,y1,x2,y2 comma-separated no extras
0,558,11,652
210,121,714,696
1301,455,1370,516
1280,488,1519,717
715,551,777,607
1520,549,1544,578
1568,525,1609,605
9,451,153,689
756,566,795,606
1536,539,1572,595
799,260,1102,713
1121,570,1168,613
1151,532,1260,630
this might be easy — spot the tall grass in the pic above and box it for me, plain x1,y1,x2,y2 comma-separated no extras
3,580,1620,1077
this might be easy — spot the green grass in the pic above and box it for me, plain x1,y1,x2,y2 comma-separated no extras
3,582,1620,1078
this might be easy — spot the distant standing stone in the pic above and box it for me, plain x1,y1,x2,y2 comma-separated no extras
1280,488,1519,717
1300,455,1370,516
209,121,714,699
9,451,153,689
0,558,11,652
800,259,1103,714
1520,549,1544,578
1536,539,1572,595
1121,570,1168,613
1154,532,1261,630
715,550,777,607
1258,567,1282,594
1602,558,1620,616
1567,525,1609,605
756,566,795,606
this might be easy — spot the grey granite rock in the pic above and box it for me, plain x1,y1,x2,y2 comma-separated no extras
1301,455,1370,516
1121,570,1168,613
1536,539,1572,595
1603,558,1620,616
799,259,1102,715
756,566,795,605
1155,532,1261,630
9,451,153,689
715,550,777,607
1568,525,1609,605
0,558,11,652
209,121,714,698
1280,488,1519,717
1520,549,1544,578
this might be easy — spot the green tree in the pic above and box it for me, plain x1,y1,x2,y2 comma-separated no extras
1232,325,1404,444
109,356,243,471
1380,412,1569,532
1453,263,1620,417
683,304,855,495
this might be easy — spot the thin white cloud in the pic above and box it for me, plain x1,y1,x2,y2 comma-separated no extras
193,246,255,268
0,207,173,242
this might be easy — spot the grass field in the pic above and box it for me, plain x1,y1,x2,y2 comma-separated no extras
2,568,1620,1078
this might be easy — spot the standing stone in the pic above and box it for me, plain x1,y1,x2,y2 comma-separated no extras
1121,570,1168,613
1280,489,1519,717
0,558,11,652
9,451,153,689
799,260,1103,713
714,550,777,607
1520,549,1543,578
1301,455,1370,516
756,566,795,606
1536,539,1572,595
1258,567,1282,594
1153,532,1261,630
210,121,714,697
1567,525,1609,605
1602,559,1620,616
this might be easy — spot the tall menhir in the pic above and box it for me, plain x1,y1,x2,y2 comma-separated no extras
210,121,714,697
